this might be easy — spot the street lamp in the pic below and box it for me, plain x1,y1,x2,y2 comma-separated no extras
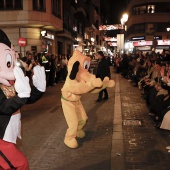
167,27,170,40
121,13,128,31
118,13,129,53
91,37,95,43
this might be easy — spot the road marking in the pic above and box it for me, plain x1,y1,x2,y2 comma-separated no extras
110,74,125,170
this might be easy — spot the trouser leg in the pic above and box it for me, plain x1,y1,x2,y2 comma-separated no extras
103,88,108,98
98,90,103,100
0,140,29,170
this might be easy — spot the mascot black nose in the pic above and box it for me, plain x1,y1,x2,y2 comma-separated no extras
0,29,11,48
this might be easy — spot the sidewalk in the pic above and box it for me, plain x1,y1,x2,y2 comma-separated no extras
116,72,170,170
17,68,170,170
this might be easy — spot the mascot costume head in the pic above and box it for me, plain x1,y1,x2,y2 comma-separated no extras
0,29,16,86
0,29,46,169
61,49,115,148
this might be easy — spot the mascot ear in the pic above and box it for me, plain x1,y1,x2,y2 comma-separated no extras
69,61,80,80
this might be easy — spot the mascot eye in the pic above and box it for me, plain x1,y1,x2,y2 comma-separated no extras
6,54,12,68
84,61,90,70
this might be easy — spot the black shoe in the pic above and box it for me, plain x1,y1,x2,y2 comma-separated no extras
155,122,161,129
103,97,108,101
95,99,102,102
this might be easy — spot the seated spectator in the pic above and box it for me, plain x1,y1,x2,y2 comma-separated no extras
141,62,161,99
128,63,142,87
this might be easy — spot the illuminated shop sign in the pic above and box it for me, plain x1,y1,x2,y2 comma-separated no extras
157,40,170,45
133,41,152,46
131,36,162,41
154,36,162,40
99,24,123,30
104,37,117,41
41,30,54,40
136,46,151,51
131,36,145,41
108,42,117,46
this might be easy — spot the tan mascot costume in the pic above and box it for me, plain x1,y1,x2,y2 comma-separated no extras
61,49,115,148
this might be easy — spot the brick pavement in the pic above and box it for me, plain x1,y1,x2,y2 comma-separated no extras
17,68,170,170
118,72,170,170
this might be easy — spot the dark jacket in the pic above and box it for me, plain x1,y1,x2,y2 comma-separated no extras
96,58,110,80
0,86,44,139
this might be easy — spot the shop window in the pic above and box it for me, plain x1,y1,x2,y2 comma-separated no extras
0,0,22,10
31,46,37,53
148,5,155,13
33,0,46,11
52,0,61,18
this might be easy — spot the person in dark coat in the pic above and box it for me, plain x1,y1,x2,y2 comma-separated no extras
95,51,111,102
121,53,129,78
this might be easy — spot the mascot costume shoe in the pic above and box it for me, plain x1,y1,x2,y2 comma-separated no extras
0,29,46,169
61,49,115,149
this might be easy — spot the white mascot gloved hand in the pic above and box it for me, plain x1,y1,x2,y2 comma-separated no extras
14,66,31,98
32,65,46,92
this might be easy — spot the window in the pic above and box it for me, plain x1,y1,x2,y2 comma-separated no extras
0,1,4,10
6,0,13,9
0,0,22,10
33,0,46,11
57,41,63,55
157,22,170,32
133,24,145,34
15,0,22,9
146,24,154,34
148,5,155,13
52,0,61,18
78,23,83,34
96,35,99,44
134,6,147,15
67,44,71,56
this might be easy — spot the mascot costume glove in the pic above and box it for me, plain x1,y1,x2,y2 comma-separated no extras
90,76,115,93
32,65,46,92
14,66,31,98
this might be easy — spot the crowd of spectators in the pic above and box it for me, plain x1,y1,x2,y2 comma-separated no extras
113,48,170,129
18,51,69,87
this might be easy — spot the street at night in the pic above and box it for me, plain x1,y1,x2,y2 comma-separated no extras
17,69,170,170
0,0,170,169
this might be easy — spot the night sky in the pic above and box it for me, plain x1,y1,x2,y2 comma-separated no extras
110,0,127,24
101,0,127,24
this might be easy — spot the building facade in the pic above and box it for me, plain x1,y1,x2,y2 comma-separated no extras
0,0,63,56
0,0,103,57
125,0,170,53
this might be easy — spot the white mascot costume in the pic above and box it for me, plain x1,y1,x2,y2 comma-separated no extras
0,29,46,170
